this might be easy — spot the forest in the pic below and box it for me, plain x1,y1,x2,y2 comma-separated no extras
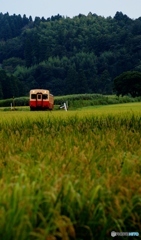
0,11,141,99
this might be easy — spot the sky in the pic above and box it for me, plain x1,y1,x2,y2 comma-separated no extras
0,0,141,20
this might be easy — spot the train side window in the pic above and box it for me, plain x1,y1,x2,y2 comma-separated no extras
31,94,36,99
43,94,48,99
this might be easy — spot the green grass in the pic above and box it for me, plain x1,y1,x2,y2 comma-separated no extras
0,103,141,239
0,93,141,108
77,102,141,113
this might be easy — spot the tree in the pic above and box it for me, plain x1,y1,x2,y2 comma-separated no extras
24,38,33,67
113,71,141,97
0,82,3,99
0,69,21,99
65,67,78,94
2,57,25,73
98,70,112,94
1,11,141,96
77,69,88,94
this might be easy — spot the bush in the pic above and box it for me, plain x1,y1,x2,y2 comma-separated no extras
0,94,141,109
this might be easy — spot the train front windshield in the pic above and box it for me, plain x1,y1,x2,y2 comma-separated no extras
30,93,48,100
31,94,36,99
43,94,48,99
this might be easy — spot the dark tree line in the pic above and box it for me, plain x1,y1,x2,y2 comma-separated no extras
0,69,24,99
114,71,141,97
0,11,141,99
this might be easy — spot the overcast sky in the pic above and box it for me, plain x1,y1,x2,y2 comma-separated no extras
0,0,141,20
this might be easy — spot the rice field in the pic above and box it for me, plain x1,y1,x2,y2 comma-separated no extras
0,102,141,240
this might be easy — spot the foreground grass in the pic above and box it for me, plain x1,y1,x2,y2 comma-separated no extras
0,105,141,239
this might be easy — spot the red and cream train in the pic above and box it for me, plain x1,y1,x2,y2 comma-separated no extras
29,89,54,111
